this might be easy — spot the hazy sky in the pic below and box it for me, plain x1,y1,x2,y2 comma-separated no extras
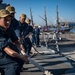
3,0,75,26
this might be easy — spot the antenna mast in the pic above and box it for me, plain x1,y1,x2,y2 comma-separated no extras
44,6,48,30
30,7,34,26
56,5,60,31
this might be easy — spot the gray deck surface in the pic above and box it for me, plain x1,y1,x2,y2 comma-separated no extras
20,46,75,75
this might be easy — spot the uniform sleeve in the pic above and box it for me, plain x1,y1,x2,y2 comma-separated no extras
23,25,29,36
15,29,20,38
0,38,9,51
9,28,18,42
35,28,40,35
11,19,20,38
14,21,20,38
29,26,33,33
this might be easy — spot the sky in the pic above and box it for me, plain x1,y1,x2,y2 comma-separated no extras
3,0,75,26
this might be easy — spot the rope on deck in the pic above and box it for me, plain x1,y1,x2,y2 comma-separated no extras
28,57,53,75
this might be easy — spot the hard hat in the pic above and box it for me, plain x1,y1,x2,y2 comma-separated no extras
6,6,15,13
0,9,10,18
25,18,31,23
20,14,26,18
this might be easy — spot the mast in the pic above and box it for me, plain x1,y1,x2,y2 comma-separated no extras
44,6,48,30
38,6,48,31
30,7,34,26
56,5,60,31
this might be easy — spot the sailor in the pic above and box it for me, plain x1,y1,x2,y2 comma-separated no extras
25,18,33,34
5,5,25,53
25,18,33,54
35,25,40,47
32,26,36,45
26,19,36,45
0,9,29,75
19,14,31,55
5,6,26,71
5,6,20,38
